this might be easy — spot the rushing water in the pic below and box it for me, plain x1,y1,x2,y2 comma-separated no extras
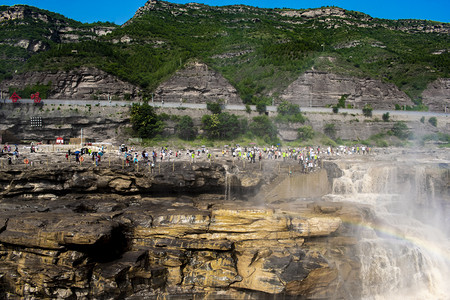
329,159,450,300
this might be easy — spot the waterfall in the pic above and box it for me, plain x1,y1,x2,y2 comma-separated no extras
224,170,232,201
330,162,450,299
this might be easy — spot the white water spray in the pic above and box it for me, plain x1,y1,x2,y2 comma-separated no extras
330,160,450,299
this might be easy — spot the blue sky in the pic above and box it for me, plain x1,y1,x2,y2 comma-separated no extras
3,0,449,24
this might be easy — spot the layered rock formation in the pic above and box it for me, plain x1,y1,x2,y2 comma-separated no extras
0,5,114,52
0,67,141,101
154,61,241,104
0,103,130,144
422,78,450,112
0,152,448,299
0,160,364,299
280,71,414,110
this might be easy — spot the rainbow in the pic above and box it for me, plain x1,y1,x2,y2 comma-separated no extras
339,217,450,264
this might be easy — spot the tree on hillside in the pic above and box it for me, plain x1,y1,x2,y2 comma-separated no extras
250,115,278,143
176,115,197,140
130,103,164,138
276,100,306,123
201,112,245,139
392,121,411,139
277,100,300,115
297,126,315,141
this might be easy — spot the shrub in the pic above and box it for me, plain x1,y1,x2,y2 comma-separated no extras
362,104,373,117
337,94,349,108
332,106,339,114
382,112,390,122
297,126,315,141
277,100,300,115
392,121,410,139
245,104,251,114
276,100,306,123
256,101,267,114
428,117,437,127
420,116,425,123
324,123,337,140
206,101,222,114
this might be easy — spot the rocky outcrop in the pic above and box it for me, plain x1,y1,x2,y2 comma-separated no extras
280,71,414,110
154,61,242,104
0,103,130,143
0,67,141,100
422,78,450,112
0,161,367,299
0,6,114,52
0,154,448,299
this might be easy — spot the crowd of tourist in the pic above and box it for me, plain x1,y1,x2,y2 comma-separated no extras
1,142,372,173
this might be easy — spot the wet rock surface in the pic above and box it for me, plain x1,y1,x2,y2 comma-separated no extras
0,155,447,299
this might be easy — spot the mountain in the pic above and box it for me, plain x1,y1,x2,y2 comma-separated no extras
0,1,448,109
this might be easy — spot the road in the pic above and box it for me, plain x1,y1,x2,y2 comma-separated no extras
6,98,449,117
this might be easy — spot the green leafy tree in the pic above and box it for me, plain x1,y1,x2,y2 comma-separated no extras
201,114,220,139
392,121,410,139
297,126,315,141
176,115,197,140
218,112,244,139
202,112,245,139
130,103,164,138
250,115,278,142
276,100,306,123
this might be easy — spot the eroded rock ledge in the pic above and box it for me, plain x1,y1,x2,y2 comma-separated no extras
0,162,368,299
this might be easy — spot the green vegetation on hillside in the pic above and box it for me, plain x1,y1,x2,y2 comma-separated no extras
1,2,449,104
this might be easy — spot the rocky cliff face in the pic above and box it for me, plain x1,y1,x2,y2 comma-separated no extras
280,71,414,110
0,67,141,101
0,5,114,52
0,153,448,299
0,103,130,144
0,161,365,299
422,78,450,112
154,61,241,104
